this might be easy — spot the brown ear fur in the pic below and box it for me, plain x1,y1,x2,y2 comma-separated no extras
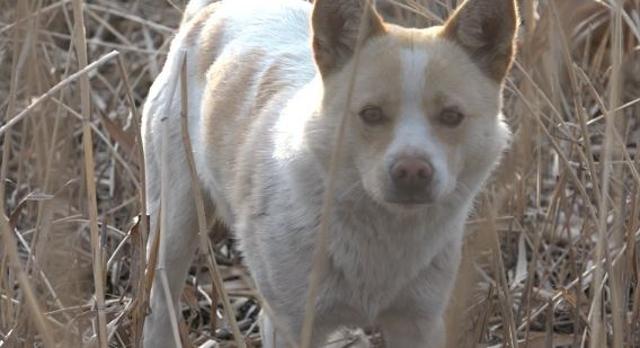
442,0,519,81
311,0,385,76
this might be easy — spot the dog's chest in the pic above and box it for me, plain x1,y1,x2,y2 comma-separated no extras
324,210,449,319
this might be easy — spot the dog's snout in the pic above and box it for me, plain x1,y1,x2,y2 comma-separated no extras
390,157,433,192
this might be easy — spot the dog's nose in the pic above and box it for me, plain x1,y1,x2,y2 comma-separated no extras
390,157,433,192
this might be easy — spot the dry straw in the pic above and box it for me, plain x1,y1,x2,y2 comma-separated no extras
0,0,638,347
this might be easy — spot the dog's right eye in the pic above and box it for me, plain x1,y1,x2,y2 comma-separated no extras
359,106,385,125
437,108,465,127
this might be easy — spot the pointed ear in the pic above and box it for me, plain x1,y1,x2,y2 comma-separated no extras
311,0,385,76
443,0,519,81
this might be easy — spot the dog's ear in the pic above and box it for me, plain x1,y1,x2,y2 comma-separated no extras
443,0,519,81
311,0,385,76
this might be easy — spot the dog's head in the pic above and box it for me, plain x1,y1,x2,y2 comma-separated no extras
309,0,517,209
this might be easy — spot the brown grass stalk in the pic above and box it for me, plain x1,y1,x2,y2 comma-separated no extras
156,118,184,347
0,2,28,335
114,54,148,348
603,2,626,347
71,0,108,346
178,52,246,348
0,216,56,348
299,2,377,347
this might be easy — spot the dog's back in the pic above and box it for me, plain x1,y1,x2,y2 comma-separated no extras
143,0,314,222
191,0,317,226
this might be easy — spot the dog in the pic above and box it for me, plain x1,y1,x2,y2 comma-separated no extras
141,0,517,346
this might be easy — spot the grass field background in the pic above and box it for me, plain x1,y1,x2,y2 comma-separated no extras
0,0,639,347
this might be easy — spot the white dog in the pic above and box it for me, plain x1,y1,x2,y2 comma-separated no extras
141,0,517,347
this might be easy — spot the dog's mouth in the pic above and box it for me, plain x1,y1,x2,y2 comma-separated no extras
380,180,440,207
373,199,436,217
361,188,437,213
382,199,436,216
383,192,435,206
356,171,442,211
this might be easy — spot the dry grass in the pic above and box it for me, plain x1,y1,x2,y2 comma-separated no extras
0,0,639,347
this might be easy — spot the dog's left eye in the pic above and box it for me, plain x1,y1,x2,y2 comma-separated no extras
437,108,465,127
359,106,385,125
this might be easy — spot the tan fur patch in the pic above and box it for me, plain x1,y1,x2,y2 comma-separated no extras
344,26,495,139
256,57,297,108
201,49,266,172
180,2,224,77
183,3,219,46
346,37,404,156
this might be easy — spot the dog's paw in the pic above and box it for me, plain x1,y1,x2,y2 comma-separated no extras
325,328,371,348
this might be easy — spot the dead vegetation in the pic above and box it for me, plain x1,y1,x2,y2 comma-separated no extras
0,0,639,347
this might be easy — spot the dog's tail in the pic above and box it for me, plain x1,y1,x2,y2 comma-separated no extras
183,0,218,23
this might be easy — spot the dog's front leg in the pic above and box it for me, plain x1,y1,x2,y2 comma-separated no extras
258,302,338,348
378,314,445,348
378,238,461,348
